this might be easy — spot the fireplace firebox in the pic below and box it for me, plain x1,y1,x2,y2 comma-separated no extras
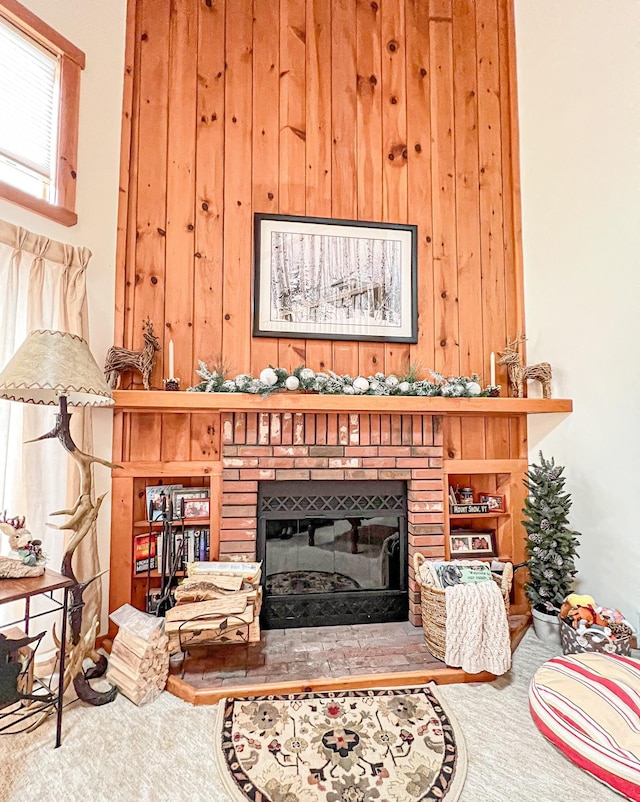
257,480,408,628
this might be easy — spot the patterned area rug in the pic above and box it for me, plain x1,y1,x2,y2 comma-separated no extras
215,685,467,802
266,570,361,596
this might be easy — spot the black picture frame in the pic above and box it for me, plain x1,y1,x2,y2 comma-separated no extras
253,213,418,343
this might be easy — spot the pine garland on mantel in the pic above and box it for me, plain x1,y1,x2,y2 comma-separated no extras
188,362,501,398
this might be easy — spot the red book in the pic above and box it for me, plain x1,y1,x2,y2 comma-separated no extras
134,534,157,574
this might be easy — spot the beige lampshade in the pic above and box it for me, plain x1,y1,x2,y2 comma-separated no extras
0,329,114,406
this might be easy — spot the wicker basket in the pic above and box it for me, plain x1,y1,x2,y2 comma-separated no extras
413,552,513,662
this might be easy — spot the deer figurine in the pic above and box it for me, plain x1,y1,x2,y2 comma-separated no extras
498,335,553,398
104,318,161,391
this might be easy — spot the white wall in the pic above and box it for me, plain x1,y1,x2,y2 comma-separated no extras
515,1,640,623
0,0,127,629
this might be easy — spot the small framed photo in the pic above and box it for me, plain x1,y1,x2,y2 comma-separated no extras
146,484,182,521
449,529,497,559
182,497,210,520
478,494,506,513
171,486,209,520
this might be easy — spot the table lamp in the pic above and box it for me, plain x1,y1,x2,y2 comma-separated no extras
0,329,118,706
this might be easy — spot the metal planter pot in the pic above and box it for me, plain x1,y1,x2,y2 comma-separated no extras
531,607,562,645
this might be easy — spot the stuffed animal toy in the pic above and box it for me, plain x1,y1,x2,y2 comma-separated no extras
560,594,608,631
0,514,45,578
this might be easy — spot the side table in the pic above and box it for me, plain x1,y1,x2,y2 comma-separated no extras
0,569,73,748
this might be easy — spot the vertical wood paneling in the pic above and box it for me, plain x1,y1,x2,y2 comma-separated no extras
222,0,253,374
406,0,434,377
193,0,225,371
165,0,197,383
355,0,383,378
251,0,281,374
330,0,359,377
304,0,333,373
453,0,485,460
429,18,459,377
119,0,525,450
115,0,140,348
477,0,510,457
381,0,409,377
278,0,307,371
133,0,170,389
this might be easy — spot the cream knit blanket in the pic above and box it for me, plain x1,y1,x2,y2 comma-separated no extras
444,581,511,675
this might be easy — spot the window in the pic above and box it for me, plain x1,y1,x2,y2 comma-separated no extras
0,1,85,226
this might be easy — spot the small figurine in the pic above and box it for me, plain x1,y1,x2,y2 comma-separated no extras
0,513,45,578
498,335,552,398
104,317,161,391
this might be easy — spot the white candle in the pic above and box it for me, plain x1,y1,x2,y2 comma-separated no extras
490,352,496,386
168,339,175,379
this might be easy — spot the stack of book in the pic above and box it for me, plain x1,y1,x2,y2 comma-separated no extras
134,528,210,575
165,561,262,654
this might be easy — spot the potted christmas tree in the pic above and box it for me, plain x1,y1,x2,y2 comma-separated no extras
522,452,580,643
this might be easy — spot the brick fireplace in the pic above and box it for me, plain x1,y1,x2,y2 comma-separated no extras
220,411,445,626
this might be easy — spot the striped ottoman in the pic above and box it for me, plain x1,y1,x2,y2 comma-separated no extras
530,652,640,801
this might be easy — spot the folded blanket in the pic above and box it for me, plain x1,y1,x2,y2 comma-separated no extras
444,580,511,675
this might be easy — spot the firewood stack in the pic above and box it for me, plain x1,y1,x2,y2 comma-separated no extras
106,605,169,706
166,561,262,654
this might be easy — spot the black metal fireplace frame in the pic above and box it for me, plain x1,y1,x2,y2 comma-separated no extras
257,480,408,629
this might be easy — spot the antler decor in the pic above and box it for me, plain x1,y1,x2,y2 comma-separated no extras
498,334,552,398
29,397,120,706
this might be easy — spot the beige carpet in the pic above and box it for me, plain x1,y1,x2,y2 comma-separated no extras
0,630,623,802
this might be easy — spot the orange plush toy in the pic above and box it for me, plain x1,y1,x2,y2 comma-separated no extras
559,594,608,630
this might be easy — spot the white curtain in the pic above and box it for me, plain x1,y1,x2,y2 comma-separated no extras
0,220,101,638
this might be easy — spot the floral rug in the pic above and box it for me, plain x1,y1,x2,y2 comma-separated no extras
266,570,361,596
214,685,467,802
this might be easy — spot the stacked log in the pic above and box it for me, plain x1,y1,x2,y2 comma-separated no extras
106,622,169,706
167,561,262,654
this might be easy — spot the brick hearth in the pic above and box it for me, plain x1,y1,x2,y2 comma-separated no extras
220,411,445,625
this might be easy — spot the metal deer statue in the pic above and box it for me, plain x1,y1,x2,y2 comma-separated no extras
498,335,553,398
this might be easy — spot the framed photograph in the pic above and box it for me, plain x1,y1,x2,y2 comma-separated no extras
171,486,209,520
182,498,210,521
146,484,182,522
449,529,497,559
253,213,418,342
479,494,506,513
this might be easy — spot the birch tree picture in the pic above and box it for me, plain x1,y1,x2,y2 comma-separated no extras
254,216,417,342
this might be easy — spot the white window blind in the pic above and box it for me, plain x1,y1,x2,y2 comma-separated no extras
0,16,60,201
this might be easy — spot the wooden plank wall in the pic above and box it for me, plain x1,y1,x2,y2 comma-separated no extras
115,0,524,462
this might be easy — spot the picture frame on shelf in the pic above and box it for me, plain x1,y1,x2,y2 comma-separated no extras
182,497,210,521
253,213,418,342
171,486,210,520
449,529,497,559
146,484,182,522
478,494,506,513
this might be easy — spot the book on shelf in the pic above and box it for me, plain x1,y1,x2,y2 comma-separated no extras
183,527,210,564
134,533,157,574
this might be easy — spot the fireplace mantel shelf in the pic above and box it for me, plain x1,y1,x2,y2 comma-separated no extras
113,390,572,416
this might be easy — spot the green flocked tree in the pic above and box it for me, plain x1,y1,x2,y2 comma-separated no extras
523,452,580,614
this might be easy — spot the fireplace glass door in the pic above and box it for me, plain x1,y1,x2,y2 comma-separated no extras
257,480,408,628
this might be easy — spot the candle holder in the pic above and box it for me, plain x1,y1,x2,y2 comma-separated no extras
486,385,501,397
163,378,180,392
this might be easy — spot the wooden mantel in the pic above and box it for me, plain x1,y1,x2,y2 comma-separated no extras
113,390,572,416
